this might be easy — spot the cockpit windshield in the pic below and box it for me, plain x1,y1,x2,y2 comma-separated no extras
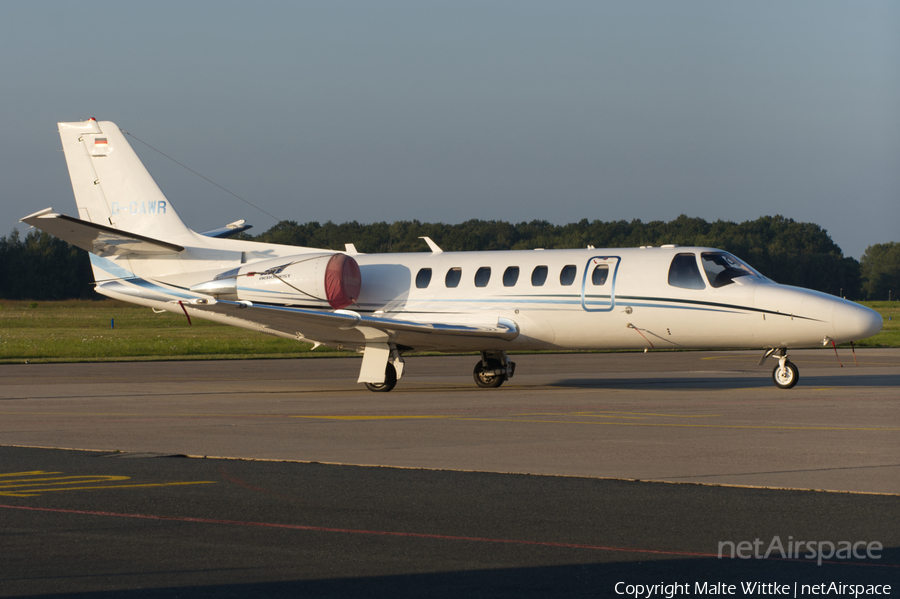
700,252,764,288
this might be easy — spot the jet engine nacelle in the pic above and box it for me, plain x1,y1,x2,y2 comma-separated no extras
191,253,361,309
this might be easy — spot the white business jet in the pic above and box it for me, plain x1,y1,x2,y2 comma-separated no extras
22,119,882,392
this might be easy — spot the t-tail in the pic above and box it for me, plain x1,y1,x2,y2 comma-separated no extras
21,119,310,302
58,119,195,244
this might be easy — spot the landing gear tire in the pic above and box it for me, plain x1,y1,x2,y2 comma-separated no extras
365,363,398,393
772,361,799,389
473,359,504,388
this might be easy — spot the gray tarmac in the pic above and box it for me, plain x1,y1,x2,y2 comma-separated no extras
2,349,898,493
1,349,898,597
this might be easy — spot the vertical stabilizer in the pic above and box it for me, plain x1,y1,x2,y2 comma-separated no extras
24,119,313,293
58,119,193,243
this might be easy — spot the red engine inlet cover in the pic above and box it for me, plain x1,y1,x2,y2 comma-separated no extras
324,254,362,309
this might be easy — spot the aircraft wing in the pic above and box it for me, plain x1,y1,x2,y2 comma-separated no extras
20,209,184,256
184,298,519,351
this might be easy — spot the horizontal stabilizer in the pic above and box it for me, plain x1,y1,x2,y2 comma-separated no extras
20,209,184,256
200,220,253,239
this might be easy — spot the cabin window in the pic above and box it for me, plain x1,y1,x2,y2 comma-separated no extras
591,264,609,286
475,267,491,288
668,253,706,290
445,267,462,288
560,265,577,286
531,265,548,286
503,266,520,287
415,268,432,289
701,252,756,288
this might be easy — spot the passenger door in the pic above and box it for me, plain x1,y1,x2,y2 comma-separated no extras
581,256,620,312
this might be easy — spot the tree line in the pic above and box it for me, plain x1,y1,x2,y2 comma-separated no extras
0,229,95,300
2,215,897,301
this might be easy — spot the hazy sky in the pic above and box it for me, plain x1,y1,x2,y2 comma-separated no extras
2,1,898,259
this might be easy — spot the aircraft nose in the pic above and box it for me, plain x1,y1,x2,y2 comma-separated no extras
831,300,882,343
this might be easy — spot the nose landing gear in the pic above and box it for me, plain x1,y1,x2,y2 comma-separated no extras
772,357,799,389
761,348,799,389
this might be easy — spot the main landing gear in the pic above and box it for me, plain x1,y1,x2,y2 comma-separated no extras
361,348,515,392
473,351,515,389
761,348,799,389
365,362,398,393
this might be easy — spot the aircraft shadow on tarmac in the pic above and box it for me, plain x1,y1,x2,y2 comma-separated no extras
37,551,900,599
548,373,900,390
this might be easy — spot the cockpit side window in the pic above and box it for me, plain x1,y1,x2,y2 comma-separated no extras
668,253,706,290
700,252,757,288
